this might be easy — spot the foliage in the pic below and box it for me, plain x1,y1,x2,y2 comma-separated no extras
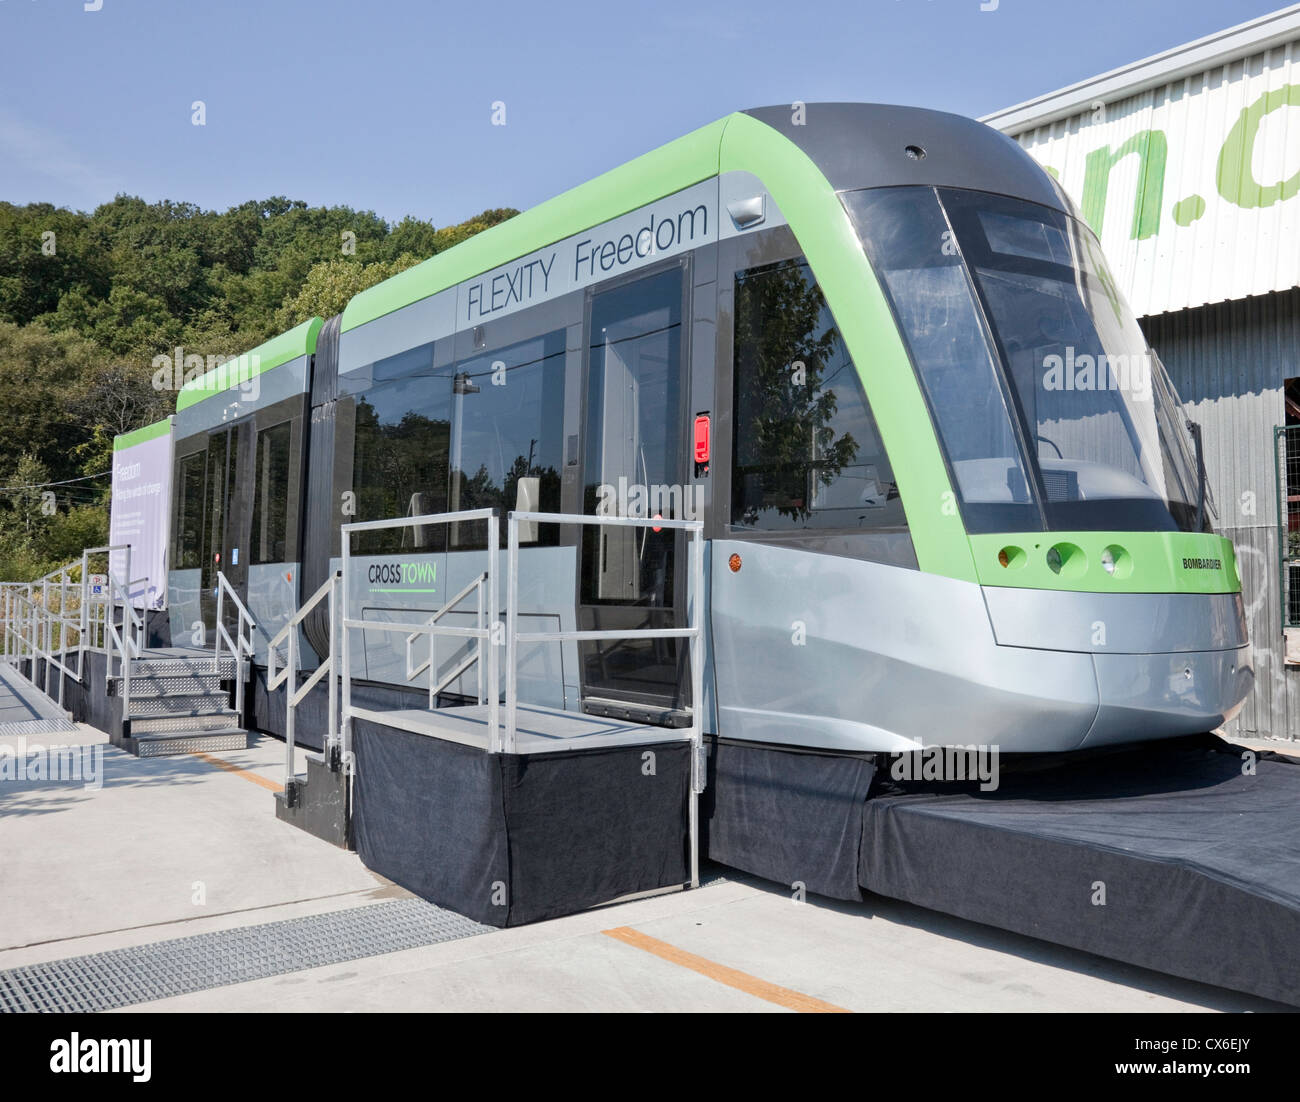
0,193,516,577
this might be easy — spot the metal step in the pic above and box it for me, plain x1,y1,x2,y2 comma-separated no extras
124,656,239,679
129,710,241,735
119,673,226,697
127,728,248,757
128,692,231,718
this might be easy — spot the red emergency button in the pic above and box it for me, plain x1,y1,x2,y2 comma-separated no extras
693,414,711,464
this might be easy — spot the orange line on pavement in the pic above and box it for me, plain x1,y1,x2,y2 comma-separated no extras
602,926,850,1013
190,751,283,792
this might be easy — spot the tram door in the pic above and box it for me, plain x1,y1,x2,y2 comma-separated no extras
578,266,690,721
198,419,253,638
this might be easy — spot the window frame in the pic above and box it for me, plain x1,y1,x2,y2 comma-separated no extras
723,247,909,543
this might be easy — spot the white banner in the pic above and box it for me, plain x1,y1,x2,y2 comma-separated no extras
108,420,173,610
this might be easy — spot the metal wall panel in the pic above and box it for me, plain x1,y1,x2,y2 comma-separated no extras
1143,289,1300,740
1003,38,1300,317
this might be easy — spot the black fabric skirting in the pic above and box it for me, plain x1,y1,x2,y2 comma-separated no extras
351,718,692,927
701,737,877,901
859,740,1300,1007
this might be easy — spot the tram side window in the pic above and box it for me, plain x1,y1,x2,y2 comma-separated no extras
173,451,206,570
449,329,566,550
351,375,452,555
249,420,294,565
731,259,905,531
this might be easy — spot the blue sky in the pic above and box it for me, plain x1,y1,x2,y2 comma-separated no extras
0,0,1286,226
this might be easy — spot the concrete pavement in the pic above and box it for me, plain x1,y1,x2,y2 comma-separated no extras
0,727,1291,1012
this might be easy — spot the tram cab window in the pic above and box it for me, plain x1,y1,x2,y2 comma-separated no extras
845,185,1208,534
249,420,294,565
731,259,905,532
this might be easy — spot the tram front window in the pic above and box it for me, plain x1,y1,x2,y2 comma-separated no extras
844,185,1209,534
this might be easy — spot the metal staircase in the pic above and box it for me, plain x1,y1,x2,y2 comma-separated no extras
117,654,247,756
116,572,255,758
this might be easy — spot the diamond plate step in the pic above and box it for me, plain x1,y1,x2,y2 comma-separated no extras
129,710,241,735
119,673,227,697
127,728,248,756
123,657,239,679
0,716,80,737
128,691,231,718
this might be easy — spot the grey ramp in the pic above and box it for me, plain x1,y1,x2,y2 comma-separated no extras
0,662,77,737
859,741,1300,1008
0,898,489,1013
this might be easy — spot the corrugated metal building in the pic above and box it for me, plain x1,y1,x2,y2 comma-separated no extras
983,5,1300,741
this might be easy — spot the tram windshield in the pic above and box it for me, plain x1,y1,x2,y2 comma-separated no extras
843,185,1210,534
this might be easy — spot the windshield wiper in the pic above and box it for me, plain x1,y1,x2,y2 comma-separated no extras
1187,419,1207,532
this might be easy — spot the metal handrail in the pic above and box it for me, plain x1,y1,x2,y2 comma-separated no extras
405,571,487,708
268,570,341,788
506,510,705,889
0,543,144,715
214,571,256,721
335,507,704,888
102,571,144,719
341,508,500,765
3,590,81,706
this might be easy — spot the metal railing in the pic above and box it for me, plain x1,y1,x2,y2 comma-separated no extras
340,509,500,764
103,571,144,717
3,589,82,707
0,544,139,707
336,507,705,888
405,571,489,709
506,510,705,888
214,571,256,720
268,570,341,789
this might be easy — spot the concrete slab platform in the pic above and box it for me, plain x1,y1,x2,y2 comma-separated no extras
0,727,385,959
2,725,1293,1013
123,871,1290,1014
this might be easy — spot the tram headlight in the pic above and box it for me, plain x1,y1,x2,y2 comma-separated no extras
1101,544,1131,580
1046,547,1063,574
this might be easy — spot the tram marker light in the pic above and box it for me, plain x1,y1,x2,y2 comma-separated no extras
997,546,1025,570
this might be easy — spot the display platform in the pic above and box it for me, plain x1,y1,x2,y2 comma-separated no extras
859,738,1300,1007
350,712,693,927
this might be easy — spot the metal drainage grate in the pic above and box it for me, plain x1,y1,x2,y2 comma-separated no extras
0,898,491,1013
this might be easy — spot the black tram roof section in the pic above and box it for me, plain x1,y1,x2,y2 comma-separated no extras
743,102,1072,213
